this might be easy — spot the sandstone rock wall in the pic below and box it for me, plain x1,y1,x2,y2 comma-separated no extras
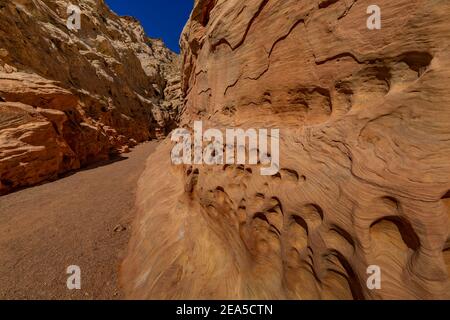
0,0,181,194
123,0,450,299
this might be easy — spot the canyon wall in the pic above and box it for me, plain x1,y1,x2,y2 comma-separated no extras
126,0,450,299
0,0,181,195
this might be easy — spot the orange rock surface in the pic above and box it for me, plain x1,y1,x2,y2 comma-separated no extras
0,0,181,194
122,0,450,299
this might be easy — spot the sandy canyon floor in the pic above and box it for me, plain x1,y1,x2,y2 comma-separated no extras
0,142,157,300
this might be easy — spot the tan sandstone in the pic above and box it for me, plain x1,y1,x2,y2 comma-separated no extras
122,0,450,299
0,0,182,194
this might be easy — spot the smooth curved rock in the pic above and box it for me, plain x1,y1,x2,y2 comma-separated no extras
123,0,450,300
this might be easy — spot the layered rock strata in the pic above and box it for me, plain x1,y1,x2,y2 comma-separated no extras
123,0,450,300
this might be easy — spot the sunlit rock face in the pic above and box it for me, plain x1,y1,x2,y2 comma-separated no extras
0,0,181,194
123,0,450,299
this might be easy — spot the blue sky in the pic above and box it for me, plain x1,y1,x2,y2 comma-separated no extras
105,0,193,53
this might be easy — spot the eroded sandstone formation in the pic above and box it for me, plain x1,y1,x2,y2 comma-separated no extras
0,0,181,194
122,0,450,299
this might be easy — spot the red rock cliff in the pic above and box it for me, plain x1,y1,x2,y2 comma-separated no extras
0,0,181,194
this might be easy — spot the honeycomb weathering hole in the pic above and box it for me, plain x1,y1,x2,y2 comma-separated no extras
301,204,324,221
280,168,300,182
287,214,309,258
444,246,450,278
399,51,433,76
329,225,355,248
192,0,215,27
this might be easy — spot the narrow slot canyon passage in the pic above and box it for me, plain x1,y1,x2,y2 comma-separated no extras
0,142,157,299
